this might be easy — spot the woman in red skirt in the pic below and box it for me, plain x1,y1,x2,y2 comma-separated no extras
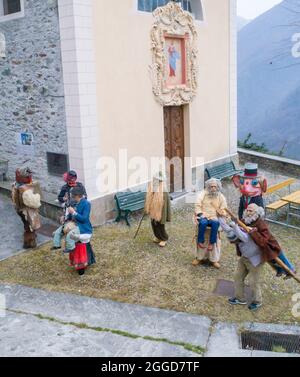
69,241,96,275
67,187,95,275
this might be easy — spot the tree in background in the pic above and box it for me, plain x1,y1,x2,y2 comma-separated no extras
271,0,300,70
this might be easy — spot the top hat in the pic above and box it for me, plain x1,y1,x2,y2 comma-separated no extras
242,163,259,178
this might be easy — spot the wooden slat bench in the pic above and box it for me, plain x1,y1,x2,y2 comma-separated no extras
266,200,288,211
266,178,296,195
266,179,297,228
266,179,296,213
114,191,146,226
205,161,242,181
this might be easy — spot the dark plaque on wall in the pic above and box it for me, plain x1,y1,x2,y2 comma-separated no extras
47,152,69,176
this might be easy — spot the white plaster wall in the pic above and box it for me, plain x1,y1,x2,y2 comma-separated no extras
229,0,238,156
58,0,101,199
92,0,236,169
57,0,238,198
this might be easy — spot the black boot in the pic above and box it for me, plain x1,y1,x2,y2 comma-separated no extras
51,246,61,251
23,231,37,249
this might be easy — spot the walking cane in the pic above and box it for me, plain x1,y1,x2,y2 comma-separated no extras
225,208,300,284
133,212,147,240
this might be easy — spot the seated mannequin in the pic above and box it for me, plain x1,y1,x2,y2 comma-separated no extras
192,228,222,269
194,178,227,269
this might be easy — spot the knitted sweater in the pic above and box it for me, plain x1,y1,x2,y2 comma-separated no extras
195,191,227,220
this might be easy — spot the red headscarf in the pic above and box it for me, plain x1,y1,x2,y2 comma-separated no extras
63,171,77,187
15,168,33,185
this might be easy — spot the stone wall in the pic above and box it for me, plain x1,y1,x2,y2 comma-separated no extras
0,0,67,194
238,149,300,178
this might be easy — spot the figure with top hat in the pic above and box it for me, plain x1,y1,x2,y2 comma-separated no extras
232,163,268,220
232,163,296,279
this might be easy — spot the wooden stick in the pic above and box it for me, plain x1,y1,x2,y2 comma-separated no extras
274,258,300,283
225,208,251,233
225,208,300,284
133,213,146,240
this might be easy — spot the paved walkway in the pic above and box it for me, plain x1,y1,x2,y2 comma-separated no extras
0,284,299,357
0,194,53,261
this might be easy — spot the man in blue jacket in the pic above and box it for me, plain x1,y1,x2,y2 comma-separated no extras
52,186,92,253
68,185,92,237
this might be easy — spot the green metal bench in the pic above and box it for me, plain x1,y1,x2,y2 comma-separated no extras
205,161,242,180
114,191,146,226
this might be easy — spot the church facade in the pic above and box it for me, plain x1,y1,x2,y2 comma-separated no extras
0,0,237,224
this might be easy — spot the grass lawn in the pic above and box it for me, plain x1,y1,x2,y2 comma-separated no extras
0,203,299,325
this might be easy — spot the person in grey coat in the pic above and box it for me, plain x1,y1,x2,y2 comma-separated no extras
219,217,264,312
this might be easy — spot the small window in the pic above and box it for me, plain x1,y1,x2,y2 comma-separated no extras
138,0,203,21
0,0,24,21
47,152,69,177
3,0,21,15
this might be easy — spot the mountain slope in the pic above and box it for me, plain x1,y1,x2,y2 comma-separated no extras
238,0,300,159
237,17,250,31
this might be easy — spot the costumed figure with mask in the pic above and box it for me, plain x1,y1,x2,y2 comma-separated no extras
242,204,295,279
12,168,42,249
58,170,87,207
232,163,267,220
233,164,295,277
219,215,265,312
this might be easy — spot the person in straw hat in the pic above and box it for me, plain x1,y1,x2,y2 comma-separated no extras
144,172,171,248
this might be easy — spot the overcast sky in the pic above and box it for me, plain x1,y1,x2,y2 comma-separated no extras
237,0,283,19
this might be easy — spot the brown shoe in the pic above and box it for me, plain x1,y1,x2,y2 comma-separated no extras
192,259,208,266
192,259,201,266
212,262,221,269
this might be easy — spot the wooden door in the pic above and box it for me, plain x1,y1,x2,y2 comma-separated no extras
164,106,185,193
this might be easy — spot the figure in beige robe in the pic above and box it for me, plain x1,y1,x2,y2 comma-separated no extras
192,178,227,269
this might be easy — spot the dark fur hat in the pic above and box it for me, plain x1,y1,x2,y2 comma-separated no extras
70,186,85,197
